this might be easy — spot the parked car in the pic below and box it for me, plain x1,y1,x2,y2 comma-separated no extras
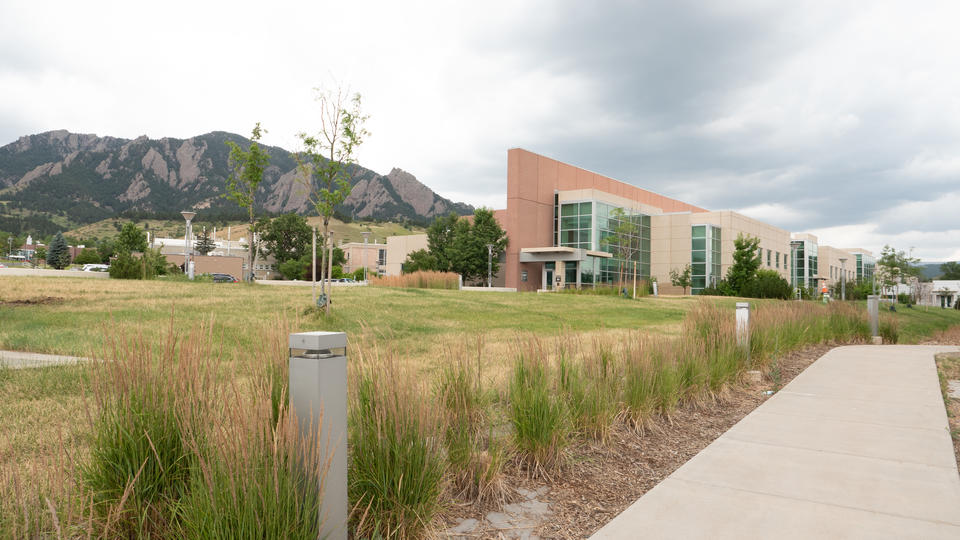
0,263,6,268
211,273,239,283
82,264,110,272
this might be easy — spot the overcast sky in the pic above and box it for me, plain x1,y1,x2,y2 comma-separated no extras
2,0,959,260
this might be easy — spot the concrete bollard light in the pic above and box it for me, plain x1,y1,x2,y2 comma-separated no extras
289,331,348,540
867,295,881,344
736,302,751,364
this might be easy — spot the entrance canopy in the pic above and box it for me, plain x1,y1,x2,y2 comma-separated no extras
519,246,612,263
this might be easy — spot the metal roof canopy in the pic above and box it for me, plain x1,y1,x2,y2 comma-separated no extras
519,246,613,263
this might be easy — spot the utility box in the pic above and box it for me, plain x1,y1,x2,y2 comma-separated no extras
289,331,348,540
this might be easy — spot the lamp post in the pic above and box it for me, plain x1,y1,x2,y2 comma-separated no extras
362,231,371,283
838,257,847,301
487,243,494,288
180,211,196,279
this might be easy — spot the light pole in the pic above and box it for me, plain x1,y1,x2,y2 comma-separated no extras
838,257,847,301
362,231,371,283
6,236,12,258
486,243,494,288
180,211,196,279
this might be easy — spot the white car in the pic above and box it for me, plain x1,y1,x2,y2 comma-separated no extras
82,264,110,272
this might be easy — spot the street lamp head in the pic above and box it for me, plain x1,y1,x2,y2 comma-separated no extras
180,210,196,222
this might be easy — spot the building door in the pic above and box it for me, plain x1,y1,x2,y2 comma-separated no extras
545,269,554,290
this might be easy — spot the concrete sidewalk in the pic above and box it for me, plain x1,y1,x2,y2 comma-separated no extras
0,350,87,369
591,345,960,539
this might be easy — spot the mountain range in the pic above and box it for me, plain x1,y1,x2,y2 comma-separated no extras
0,130,473,236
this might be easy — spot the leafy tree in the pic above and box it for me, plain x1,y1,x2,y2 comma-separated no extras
877,245,921,301
423,209,508,283
669,264,692,295
296,86,369,313
940,261,960,280
726,233,761,295
402,249,438,273
468,207,509,281
115,222,147,254
426,212,460,272
278,257,310,281
97,239,115,263
33,246,46,268
257,213,312,268
46,232,71,269
73,248,102,265
741,269,792,299
194,227,216,256
225,123,271,282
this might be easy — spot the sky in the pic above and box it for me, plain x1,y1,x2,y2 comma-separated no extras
2,0,959,261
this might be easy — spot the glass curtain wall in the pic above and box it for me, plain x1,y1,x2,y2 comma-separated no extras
855,253,876,282
691,224,721,294
790,240,819,290
558,200,651,285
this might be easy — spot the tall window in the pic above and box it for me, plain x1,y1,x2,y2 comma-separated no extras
691,224,721,294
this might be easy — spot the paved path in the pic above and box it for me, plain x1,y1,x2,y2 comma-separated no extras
591,345,960,540
0,350,87,369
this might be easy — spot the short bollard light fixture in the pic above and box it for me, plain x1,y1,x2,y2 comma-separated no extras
288,331,348,540
867,294,880,342
736,302,751,361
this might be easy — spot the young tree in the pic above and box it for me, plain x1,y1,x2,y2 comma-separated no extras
669,264,692,295
46,232,71,269
602,207,642,285
194,227,216,256
877,245,921,300
225,123,271,282
296,86,369,313
726,233,761,295
115,222,147,254
256,213,312,267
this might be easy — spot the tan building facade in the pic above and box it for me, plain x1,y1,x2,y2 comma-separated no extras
165,254,244,278
817,246,857,289
341,241,388,276
384,234,429,276
650,211,791,294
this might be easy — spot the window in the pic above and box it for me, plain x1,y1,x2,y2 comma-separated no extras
767,249,771,267
691,224,721,294
776,252,780,269
521,270,528,282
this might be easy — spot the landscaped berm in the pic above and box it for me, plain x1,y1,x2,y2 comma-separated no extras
3,276,960,538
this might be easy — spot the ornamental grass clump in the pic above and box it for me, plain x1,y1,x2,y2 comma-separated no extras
438,344,508,505
369,271,460,290
508,341,570,478
81,317,221,538
176,386,327,539
349,348,446,539
559,341,620,443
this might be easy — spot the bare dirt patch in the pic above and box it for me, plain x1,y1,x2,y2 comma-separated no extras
441,344,830,539
0,296,65,307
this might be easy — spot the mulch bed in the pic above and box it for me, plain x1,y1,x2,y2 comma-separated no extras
440,344,831,539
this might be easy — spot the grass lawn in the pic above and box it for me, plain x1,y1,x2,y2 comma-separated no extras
0,277,695,360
